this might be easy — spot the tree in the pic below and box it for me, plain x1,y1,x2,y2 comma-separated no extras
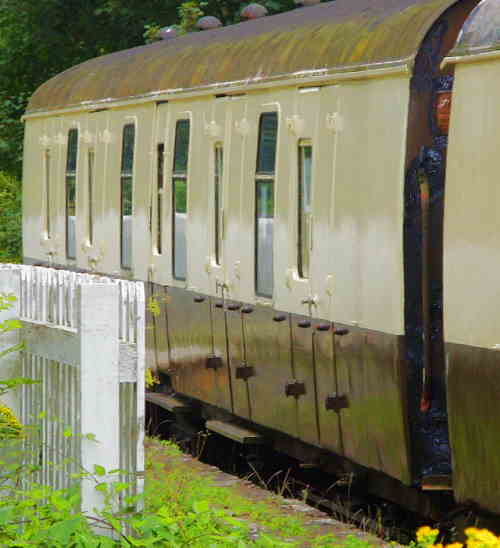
0,0,297,177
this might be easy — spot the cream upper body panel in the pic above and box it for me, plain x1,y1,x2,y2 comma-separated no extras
24,72,409,335
444,58,500,349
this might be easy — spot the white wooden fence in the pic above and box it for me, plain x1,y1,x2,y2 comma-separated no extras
0,264,145,515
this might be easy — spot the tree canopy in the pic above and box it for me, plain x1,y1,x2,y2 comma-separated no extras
0,0,296,176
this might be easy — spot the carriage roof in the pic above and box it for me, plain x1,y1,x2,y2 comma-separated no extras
444,0,500,63
27,0,459,115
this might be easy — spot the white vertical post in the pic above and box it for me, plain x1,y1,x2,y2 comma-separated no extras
79,284,120,518
0,269,22,418
135,283,146,502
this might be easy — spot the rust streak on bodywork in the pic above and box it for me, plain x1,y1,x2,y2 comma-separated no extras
28,0,461,114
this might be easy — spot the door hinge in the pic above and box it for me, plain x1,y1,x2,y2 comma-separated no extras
285,380,306,397
206,355,223,370
325,393,349,412
236,363,255,380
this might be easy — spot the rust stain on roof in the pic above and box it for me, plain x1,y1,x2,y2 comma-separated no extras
27,0,460,114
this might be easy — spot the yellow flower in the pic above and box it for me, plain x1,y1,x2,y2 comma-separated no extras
446,542,463,548
0,401,22,439
465,528,500,548
417,526,440,544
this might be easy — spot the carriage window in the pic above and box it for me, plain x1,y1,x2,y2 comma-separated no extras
66,129,78,259
44,150,51,238
87,149,95,246
157,143,164,254
120,124,135,270
172,120,190,281
298,141,312,279
255,112,278,298
214,143,223,266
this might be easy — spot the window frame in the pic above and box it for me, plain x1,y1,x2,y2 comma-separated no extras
297,139,313,280
214,142,224,267
172,119,190,282
87,148,95,247
120,123,136,270
156,143,165,255
44,149,51,239
65,128,79,260
254,112,278,299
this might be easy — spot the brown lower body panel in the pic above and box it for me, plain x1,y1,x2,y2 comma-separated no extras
153,284,412,485
446,342,500,514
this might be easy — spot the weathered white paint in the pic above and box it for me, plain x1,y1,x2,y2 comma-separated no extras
79,283,120,516
0,269,22,418
0,264,145,520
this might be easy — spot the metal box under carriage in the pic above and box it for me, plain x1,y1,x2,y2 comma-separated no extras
22,0,500,519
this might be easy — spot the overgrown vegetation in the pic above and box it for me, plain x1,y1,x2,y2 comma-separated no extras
0,172,22,263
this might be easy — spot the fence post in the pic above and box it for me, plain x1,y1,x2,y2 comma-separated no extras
78,283,120,519
0,269,22,418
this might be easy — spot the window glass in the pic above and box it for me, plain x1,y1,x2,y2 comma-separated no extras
66,129,78,259
256,180,274,298
157,143,164,254
173,178,187,280
214,144,223,266
120,124,135,269
255,112,278,298
172,120,190,281
88,149,95,246
298,142,312,279
173,120,190,174
256,113,278,174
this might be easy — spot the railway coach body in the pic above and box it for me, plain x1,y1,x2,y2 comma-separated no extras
22,0,483,514
443,0,500,516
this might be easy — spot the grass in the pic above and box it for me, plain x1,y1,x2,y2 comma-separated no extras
146,438,380,547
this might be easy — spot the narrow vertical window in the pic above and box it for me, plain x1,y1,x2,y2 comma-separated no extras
298,140,312,279
157,143,164,254
44,150,51,238
255,112,278,298
214,143,223,266
120,124,135,270
172,120,190,281
66,129,78,260
88,149,95,246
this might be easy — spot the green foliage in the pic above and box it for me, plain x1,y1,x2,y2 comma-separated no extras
0,172,22,263
0,294,27,441
0,0,296,178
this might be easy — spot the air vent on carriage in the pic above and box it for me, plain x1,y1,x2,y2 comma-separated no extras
196,16,223,30
241,3,268,19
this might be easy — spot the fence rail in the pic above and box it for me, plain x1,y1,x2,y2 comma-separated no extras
0,264,145,514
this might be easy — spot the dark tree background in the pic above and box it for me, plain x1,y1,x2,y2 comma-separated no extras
0,0,304,261
0,0,296,176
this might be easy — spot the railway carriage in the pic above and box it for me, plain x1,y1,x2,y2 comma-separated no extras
21,0,500,518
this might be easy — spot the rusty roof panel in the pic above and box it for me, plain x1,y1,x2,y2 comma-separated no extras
27,0,460,114
447,0,500,58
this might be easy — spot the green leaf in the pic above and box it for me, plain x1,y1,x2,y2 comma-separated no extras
94,464,106,477
63,427,73,438
193,500,209,514
0,507,14,525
